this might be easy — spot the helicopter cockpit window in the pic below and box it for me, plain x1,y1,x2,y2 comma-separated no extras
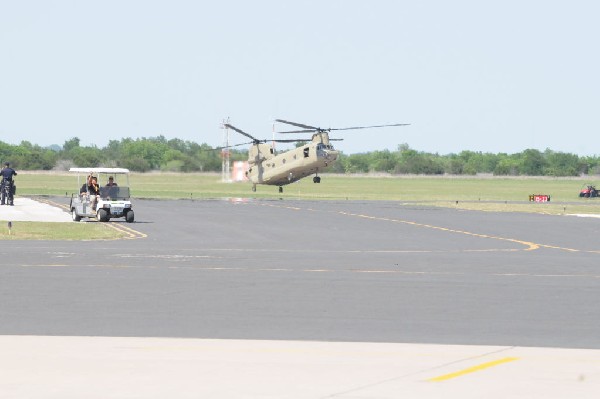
316,143,333,157
303,147,309,158
316,143,334,151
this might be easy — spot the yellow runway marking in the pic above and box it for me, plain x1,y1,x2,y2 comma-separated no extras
102,222,146,239
257,202,594,253
257,202,540,251
110,223,147,239
33,197,71,211
31,197,147,240
428,357,519,382
340,211,540,251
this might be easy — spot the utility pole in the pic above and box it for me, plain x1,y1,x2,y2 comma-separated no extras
220,118,231,183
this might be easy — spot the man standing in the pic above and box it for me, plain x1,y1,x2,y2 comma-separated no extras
1,162,17,205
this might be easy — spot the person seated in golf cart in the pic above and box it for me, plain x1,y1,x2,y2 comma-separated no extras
106,176,118,187
100,175,121,200
80,175,100,209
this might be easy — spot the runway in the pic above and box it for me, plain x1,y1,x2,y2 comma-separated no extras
1,198,600,397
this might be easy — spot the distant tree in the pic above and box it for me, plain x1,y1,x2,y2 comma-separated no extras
518,149,546,175
370,150,396,172
394,146,444,174
326,153,346,173
544,149,581,176
494,157,520,175
343,153,371,173
121,137,169,169
62,137,81,153
122,157,151,172
70,146,104,167
447,156,465,174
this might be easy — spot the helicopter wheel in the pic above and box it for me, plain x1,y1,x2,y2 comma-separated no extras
313,176,321,183
278,186,283,193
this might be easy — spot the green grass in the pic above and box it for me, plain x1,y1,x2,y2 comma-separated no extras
6,172,600,240
15,171,600,216
0,221,130,240
17,171,599,199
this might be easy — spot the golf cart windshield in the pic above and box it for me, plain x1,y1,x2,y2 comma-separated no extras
69,167,131,200
100,185,130,200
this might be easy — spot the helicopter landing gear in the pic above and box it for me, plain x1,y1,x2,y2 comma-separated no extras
313,175,321,183
278,186,283,193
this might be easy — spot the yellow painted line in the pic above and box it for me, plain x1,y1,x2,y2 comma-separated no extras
32,197,70,211
340,211,540,252
256,202,600,253
539,244,579,252
428,357,519,382
102,222,147,239
115,223,148,239
30,197,148,240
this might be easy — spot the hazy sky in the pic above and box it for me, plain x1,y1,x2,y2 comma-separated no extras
1,1,599,155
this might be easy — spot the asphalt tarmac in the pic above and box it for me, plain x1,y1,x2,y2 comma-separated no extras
1,196,600,397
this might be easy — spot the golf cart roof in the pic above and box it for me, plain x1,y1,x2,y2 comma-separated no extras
69,167,130,174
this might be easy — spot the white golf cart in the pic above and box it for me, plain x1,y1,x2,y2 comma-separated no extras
69,167,135,223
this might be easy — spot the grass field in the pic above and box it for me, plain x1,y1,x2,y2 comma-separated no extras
4,171,599,240
0,221,130,240
15,171,598,198
18,171,600,207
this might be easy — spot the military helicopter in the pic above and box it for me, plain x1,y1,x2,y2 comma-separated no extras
224,119,409,193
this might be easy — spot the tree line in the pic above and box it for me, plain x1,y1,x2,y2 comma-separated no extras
2,137,599,176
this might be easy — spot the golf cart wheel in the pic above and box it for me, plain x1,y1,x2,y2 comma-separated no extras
97,208,109,222
125,210,135,223
72,209,82,222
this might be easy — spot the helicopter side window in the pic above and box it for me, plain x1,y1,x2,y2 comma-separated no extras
303,147,309,158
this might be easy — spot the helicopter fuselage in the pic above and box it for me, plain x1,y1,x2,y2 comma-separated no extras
223,119,406,191
246,133,338,187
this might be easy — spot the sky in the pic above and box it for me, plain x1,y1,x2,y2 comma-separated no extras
1,0,599,156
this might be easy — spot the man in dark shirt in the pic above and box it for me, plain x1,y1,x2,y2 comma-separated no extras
80,175,100,210
1,162,17,205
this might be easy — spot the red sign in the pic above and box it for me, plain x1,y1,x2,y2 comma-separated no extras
529,194,551,202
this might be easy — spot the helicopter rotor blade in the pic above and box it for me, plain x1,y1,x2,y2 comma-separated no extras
275,119,409,134
224,123,258,142
272,138,307,143
276,129,318,134
275,119,318,131
213,141,255,150
329,123,410,131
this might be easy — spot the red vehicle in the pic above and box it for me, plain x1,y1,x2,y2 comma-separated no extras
579,184,599,198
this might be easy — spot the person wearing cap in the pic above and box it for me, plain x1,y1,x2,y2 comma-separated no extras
1,162,17,205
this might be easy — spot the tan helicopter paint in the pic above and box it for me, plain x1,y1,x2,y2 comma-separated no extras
246,132,338,190
224,120,406,192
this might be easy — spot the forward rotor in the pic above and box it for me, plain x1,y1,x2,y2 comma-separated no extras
222,123,310,148
275,119,410,134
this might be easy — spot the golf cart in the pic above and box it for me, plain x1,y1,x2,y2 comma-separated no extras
69,167,135,222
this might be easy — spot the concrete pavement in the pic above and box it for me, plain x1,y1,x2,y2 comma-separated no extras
3,198,600,398
0,197,71,222
2,336,600,398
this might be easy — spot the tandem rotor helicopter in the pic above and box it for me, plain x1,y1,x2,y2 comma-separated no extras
222,119,409,193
